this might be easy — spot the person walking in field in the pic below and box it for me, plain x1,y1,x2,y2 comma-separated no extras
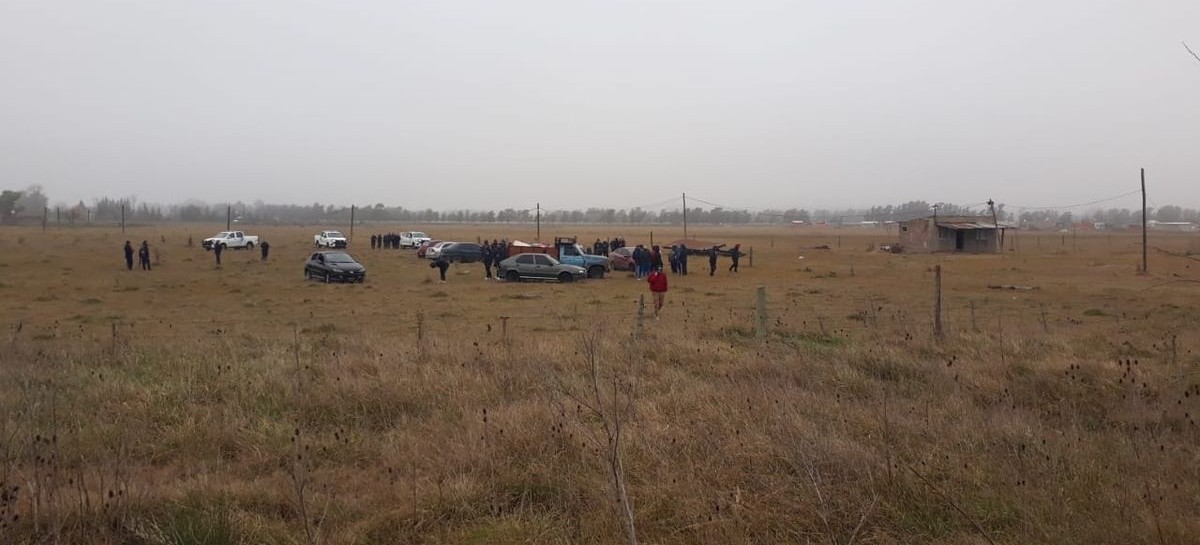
260,240,270,261
708,246,719,276
728,244,742,273
138,241,151,270
651,245,664,272
481,240,494,280
430,256,450,283
678,242,689,276
647,266,668,318
213,241,223,266
123,241,134,271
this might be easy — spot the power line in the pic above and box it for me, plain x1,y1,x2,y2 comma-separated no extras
1009,189,1141,211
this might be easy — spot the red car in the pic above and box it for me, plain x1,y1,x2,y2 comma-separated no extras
416,240,442,258
608,247,635,271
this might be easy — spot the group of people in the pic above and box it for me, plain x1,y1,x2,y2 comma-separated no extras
706,243,741,275
126,238,271,268
591,237,625,256
429,239,512,283
628,245,664,279
370,233,403,249
479,239,510,280
123,241,152,271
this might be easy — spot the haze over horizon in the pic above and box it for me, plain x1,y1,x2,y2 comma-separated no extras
2,1,1198,212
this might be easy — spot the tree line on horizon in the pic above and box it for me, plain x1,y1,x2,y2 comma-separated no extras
3,185,1198,228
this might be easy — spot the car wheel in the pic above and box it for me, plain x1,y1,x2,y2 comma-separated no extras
558,272,574,283
246,242,254,250
588,266,605,279
304,269,310,280
506,270,520,282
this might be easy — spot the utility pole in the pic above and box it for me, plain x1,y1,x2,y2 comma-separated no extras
226,205,231,231
682,193,688,241
931,204,940,250
42,207,47,232
536,202,541,243
121,203,126,234
1141,168,1148,274
350,205,356,240
987,199,1001,252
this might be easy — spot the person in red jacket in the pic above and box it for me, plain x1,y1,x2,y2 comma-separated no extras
647,266,668,318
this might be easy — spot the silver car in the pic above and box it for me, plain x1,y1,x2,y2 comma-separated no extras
497,253,587,282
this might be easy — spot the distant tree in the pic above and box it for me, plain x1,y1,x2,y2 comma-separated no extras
1155,205,1183,222
14,185,47,217
0,190,24,224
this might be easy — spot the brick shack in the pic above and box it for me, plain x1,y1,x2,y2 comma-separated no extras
898,215,1001,253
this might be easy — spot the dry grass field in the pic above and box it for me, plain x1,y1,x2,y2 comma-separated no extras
1,223,1198,544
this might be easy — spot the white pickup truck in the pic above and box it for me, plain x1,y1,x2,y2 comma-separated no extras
314,230,348,248
399,231,431,249
202,231,260,251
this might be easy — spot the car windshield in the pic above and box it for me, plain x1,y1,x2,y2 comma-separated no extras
326,231,344,238
324,253,356,263
541,255,560,266
412,232,427,238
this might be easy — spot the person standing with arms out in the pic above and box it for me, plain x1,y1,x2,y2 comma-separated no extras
123,241,134,271
708,246,719,276
260,240,270,261
138,241,152,270
647,266,669,318
728,244,742,273
213,241,224,267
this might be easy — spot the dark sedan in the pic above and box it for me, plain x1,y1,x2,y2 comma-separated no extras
438,242,484,263
304,251,366,283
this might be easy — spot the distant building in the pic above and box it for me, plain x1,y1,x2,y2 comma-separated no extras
1147,221,1198,233
899,215,1003,253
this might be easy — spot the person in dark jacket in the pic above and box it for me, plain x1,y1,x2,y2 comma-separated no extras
213,241,223,266
430,256,450,283
260,240,270,261
481,240,494,280
651,245,664,272
708,246,719,276
123,241,134,270
729,244,741,272
370,234,377,250
138,241,151,270
678,243,688,275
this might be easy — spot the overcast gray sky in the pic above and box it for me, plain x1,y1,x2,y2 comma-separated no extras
2,0,1198,211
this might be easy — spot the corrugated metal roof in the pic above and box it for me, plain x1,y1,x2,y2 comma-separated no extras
937,222,999,230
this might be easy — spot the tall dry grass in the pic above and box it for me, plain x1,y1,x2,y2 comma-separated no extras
0,224,1197,544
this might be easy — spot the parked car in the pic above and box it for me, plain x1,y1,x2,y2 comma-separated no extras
425,241,452,259
497,253,587,283
399,232,432,249
438,242,484,263
608,246,635,271
314,230,348,248
202,231,259,250
504,237,609,278
304,251,366,283
416,240,442,258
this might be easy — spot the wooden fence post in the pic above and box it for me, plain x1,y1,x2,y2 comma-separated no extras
755,286,767,338
635,295,645,338
933,265,944,340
